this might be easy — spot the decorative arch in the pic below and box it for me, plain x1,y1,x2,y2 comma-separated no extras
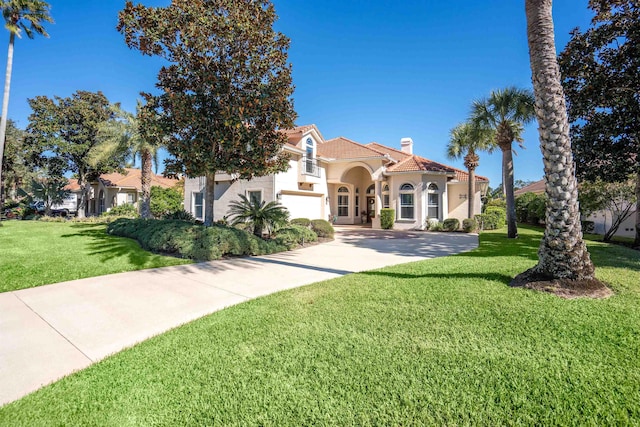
339,162,375,183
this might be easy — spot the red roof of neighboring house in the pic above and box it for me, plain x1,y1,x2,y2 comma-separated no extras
514,179,545,196
65,169,178,192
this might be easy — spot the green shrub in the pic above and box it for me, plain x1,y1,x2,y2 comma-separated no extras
485,206,506,226
311,219,334,238
163,209,195,222
515,193,537,223
274,225,318,249
150,186,183,219
462,218,477,233
425,218,440,230
442,218,460,231
106,218,294,261
515,192,546,224
429,221,444,231
290,218,311,227
485,198,506,209
581,220,595,233
475,212,501,230
102,203,139,218
379,209,395,229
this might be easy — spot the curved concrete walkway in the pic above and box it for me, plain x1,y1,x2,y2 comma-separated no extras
0,227,477,406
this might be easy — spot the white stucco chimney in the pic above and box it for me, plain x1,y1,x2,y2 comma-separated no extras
400,137,413,154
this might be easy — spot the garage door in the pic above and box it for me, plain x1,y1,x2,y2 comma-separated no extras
280,194,324,220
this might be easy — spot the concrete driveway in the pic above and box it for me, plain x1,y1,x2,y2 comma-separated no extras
0,227,477,406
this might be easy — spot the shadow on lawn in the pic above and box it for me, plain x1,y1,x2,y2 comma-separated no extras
359,270,514,284
61,223,161,267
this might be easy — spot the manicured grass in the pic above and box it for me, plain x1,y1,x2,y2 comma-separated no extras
1,226,639,425
0,221,191,292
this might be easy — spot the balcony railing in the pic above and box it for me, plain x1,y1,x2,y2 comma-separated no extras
300,156,321,178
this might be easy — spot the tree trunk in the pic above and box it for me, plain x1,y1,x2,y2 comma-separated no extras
204,172,216,226
522,0,595,280
468,167,476,218
502,146,518,238
635,171,640,246
140,149,152,219
76,172,87,219
0,32,15,217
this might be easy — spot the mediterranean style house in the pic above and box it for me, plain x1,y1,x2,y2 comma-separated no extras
67,168,179,216
184,125,489,230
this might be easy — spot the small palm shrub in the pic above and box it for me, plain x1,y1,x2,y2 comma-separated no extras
442,218,460,231
310,219,334,238
462,218,477,233
102,203,139,218
380,208,395,229
290,218,311,227
227,194,290,238
274,225,318,249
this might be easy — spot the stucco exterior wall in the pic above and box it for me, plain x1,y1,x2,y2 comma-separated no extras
274,153,329,221
447,182,483,222
587,209,637,238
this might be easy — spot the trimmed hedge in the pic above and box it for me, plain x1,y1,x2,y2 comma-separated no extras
102,203,139,218
462,218,477,233
485,206,506,226
290,218,311,227
515,192,546,224
380,208,395,229
311,219,334,238
442,218,460,231
106,218,308,261
274,224,318,249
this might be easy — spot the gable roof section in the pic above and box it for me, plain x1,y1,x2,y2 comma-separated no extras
99,168,179,191
318,137,387,159
386,154,456,175
514,179,545,196
451,168,490,183
281,124,325,148
366,142,412,162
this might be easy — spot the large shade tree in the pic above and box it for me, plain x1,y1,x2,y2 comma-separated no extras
472,87,535,238
0,0,52,216
118,0,296,226
26,90,125,218
96,102,163,219
446,122,494,218
559,0,639,246
513,0,605,293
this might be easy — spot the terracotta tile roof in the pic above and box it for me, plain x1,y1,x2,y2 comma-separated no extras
64,178,81,192
514,179,545,196
98,168,179,191
386,155,456,174
317,137,387,159
452,168,489,183
281,124,324,148
366,142,412,161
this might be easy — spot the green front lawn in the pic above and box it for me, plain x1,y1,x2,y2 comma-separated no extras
0,221,191,292
1,226,639,425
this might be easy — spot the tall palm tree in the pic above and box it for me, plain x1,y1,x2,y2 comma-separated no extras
472,87,535,238
447,122,494,218
520,0,596,282
95,102,162,219
0,0,52,214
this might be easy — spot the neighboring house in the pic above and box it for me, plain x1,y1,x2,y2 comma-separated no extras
515,178,637,238
184,125,489,230
66,168,179,216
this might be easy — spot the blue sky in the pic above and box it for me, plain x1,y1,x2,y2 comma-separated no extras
2,0,593,188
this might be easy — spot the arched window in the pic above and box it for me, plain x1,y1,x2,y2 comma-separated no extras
399,183,414,219
337,186,349,217
382,183,390,209
366,184,375,195
428,183,439,219
305,137,315,174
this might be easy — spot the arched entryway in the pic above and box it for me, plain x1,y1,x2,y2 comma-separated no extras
329,165,375,225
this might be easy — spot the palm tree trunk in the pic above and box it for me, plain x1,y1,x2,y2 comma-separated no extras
468,167,476,218
523,0,595,280
0,32,15,217
204,172,215,226
635,171,640,247
502,146,518,238
140,149,152,218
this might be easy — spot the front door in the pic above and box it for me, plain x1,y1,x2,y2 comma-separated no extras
366,196,375,223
